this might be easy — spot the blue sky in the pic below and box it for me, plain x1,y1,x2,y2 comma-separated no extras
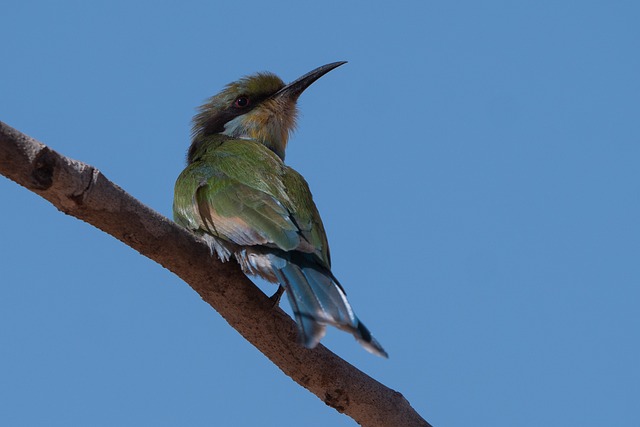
1,1,639,426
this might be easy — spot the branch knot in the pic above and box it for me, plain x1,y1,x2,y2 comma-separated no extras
31,147,56,190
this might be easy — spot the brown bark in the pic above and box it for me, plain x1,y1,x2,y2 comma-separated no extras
0,121,431,427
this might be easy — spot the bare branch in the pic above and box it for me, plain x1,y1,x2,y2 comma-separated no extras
0,121,431,427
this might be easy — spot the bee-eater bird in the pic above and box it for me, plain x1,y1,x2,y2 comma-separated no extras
173,62,387,358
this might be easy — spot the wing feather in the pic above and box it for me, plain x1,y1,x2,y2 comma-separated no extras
174,137,329,264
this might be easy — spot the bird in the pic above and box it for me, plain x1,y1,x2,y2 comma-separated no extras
173,62,387,358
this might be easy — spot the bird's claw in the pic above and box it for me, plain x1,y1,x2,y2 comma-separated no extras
269,285,286,307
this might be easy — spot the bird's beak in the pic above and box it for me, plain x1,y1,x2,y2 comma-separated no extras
274,61,347,101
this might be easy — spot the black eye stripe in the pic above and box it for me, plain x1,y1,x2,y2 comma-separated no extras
201,91,280,138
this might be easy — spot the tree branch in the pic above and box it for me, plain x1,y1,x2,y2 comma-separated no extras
0,121,431,427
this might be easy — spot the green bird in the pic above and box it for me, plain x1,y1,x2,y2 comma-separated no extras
173,62,387,357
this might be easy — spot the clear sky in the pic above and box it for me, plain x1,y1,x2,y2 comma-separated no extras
1,1,639,426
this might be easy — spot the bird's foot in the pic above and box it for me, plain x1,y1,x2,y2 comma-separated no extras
269,285,286,307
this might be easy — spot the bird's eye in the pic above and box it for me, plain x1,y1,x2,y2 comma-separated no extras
234,96,250,108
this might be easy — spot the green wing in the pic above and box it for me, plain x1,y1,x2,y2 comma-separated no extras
281,166,331,266
173,136,330,266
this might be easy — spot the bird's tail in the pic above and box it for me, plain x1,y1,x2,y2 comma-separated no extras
269,254,388,358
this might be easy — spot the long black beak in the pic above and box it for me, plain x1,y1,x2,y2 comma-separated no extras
275,61,347,101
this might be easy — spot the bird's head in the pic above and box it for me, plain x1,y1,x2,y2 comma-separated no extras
191,61,346,160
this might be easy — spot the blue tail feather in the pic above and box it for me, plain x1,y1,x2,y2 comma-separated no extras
270,253,388,358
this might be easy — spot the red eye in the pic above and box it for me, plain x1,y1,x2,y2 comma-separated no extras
234,96,250,108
